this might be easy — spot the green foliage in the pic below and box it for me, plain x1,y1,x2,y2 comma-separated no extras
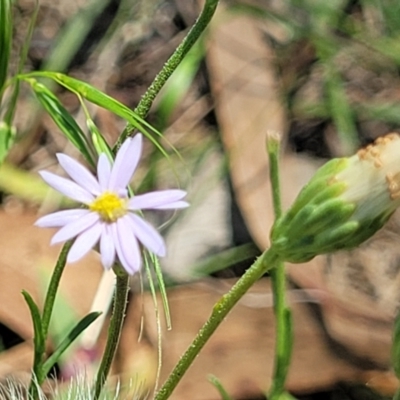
156,40,205,127
232,0,400,156
22,291,46,384
0,121,15,164
42,312,101,378
0,0,12,99
25,78,95,166
392,311,400,380
208,375,233,400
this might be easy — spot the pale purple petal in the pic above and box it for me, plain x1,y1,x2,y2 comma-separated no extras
57,154,100,195
100,225,116,269
97,154,112,191
113,217,141,274
108,134,142,190
128,190,187,210
67,222,103,263
51,212,100,244
39,171,94,204
35,209,91,228
127,213,166,256
150,201,189,210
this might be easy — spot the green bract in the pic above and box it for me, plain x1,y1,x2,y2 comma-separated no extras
271,133,400,263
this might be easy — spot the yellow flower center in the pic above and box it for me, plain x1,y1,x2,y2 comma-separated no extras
89,191,127,222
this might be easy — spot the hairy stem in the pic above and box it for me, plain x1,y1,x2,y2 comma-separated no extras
92,271,129,399
266,132,293,399
115,0,219,147
154,248,280,400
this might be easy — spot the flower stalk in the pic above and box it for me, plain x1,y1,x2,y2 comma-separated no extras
116,0,219,147
92,269,129,399
154,248,281,400
266,132,293,399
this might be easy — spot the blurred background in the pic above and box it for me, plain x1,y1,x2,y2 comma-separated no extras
2,0,400,399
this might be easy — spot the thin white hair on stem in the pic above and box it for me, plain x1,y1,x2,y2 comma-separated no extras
0,379,27,400
0,373,149,400
0,375,47,400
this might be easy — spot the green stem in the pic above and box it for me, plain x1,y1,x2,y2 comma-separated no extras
154,248,280,400
267,132,282,219
41,240,73,339
266,133,293,399
115,0,219,147
93,1,219,397
92,270,129,400
3,0,39,127
28,240,73,399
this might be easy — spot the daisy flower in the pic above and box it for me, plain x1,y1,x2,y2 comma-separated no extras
35,134,188,275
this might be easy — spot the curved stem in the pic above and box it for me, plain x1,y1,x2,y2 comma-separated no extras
115,0,219,147
92,271,129,400
154,248,280,400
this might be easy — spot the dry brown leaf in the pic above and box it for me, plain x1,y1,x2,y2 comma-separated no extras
0,207,103,377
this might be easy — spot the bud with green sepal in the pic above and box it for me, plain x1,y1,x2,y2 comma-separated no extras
271,133,400,263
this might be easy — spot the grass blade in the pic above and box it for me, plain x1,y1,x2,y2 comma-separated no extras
0,0,12,99
42,311,102,378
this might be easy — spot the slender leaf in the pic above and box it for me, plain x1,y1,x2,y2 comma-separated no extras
392,311,400,379
41,0,113,72
22,290,45,381
79,99,113,159
323,63,359,154
0,122,15,164
208,375,233,400
22,71,170,156
87,118,113,159
150,253,171,329
42,311,101,377
191,243,260,279
0,0,12,97
3,0,39,130
25,78,95,166
143,251,166,390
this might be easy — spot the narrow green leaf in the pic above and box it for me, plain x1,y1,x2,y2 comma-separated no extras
51,73,148,131
21,71,169,157
324,63,359,154
0,0,12,96
0,122,15,163
22,290,45,382
41,0,113,72
26,79,95,166
208,375,233,400
151,253,171,329
85,110,113,159
22,291,44,353
143,251,166,389
392,311,400,379
3,0,39,130
191,243,260,279
42,311,101,377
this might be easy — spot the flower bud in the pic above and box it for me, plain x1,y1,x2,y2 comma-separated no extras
271,133,400,263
